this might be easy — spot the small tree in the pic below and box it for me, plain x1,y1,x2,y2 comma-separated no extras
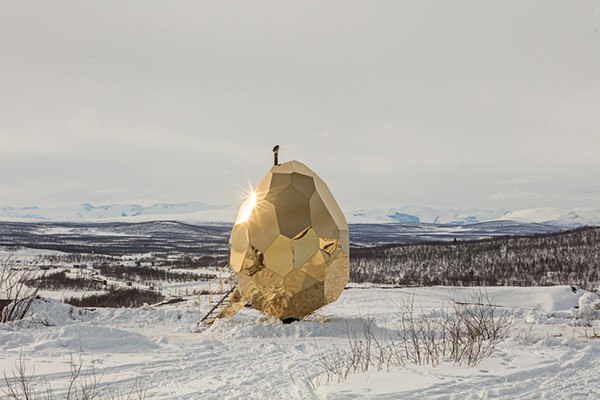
0,249,45,323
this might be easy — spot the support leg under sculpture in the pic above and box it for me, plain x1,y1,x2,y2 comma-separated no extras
215,288,247,320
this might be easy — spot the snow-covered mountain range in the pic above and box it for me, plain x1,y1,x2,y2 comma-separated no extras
1,203,600,228
348,206,510,225
349,206,600,227
498,207,600,227
0,202,237,224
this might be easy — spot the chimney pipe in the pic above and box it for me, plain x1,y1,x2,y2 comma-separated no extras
273,145,280,166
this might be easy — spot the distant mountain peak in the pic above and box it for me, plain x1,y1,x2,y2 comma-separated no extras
386,212,420,223
348,206,509,226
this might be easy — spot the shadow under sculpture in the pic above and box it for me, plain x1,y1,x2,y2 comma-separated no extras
222,160,349,322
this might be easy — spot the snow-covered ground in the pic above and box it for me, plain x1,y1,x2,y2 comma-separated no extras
2,286,600,399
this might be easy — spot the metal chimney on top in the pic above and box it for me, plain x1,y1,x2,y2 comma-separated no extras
273,145,280,166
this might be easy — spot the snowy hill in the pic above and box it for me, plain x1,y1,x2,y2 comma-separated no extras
498,207,566,223
499,207,600,227
1,286,600,399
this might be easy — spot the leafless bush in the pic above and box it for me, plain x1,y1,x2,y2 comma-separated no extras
513,323,542,345
105,378,147,400
443,290,514,366
2,351,102,400
2,351,38,400
1,352,146,400
65,353,103,400
315,290,514,385
395,295,444,366
1,250,46,323
317,318,402,384
394,290,513,367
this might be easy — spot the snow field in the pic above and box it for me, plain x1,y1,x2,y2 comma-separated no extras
1,286,599,399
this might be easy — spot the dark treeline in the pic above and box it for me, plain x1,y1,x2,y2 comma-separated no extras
26,271,105,291
0,221,231,255
350,227,600,291
172,255,228,269
97,264,211,284
64,287,165,308
26,264,211,291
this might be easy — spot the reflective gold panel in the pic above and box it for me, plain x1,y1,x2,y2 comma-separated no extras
339,229,350,254
263,234,294,277
229,223,249,272
230,160,349,321
289,160,316,177
292,227,319,268
274,186,311,238
309,193,339,239
313,176,347,231
266,173,290,202
290,172,316,199
300,250,327,281
247,200,279,253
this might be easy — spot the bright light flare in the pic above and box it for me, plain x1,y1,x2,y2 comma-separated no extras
235,190,257,224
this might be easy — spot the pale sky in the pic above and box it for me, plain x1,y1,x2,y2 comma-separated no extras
1,1,599,212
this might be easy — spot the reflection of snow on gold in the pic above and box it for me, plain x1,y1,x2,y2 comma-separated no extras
230,160,349,321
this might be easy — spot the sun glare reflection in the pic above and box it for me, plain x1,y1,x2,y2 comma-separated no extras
235,190,257,224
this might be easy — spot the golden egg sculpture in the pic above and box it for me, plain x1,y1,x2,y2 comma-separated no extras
230,160,349,321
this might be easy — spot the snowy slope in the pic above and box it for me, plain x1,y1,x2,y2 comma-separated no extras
547,207,600,227
498,207,567,223
1,286,600,399
500,207,600,227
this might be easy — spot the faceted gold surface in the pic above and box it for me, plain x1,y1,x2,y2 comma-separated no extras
230,160,349,320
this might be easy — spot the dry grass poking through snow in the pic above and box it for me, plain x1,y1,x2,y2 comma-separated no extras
316,289,514,384
2,351,147,400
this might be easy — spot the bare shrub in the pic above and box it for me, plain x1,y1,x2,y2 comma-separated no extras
65,353,104,400
315,290,514,385
316,320,370,384
444,290,514,366
317,318,402,384
105,378,147,400
395,295,444,366
2,351,37,400
1,250,46,323
1,352,146,400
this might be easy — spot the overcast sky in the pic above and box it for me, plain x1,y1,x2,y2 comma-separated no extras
1,1,599,212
